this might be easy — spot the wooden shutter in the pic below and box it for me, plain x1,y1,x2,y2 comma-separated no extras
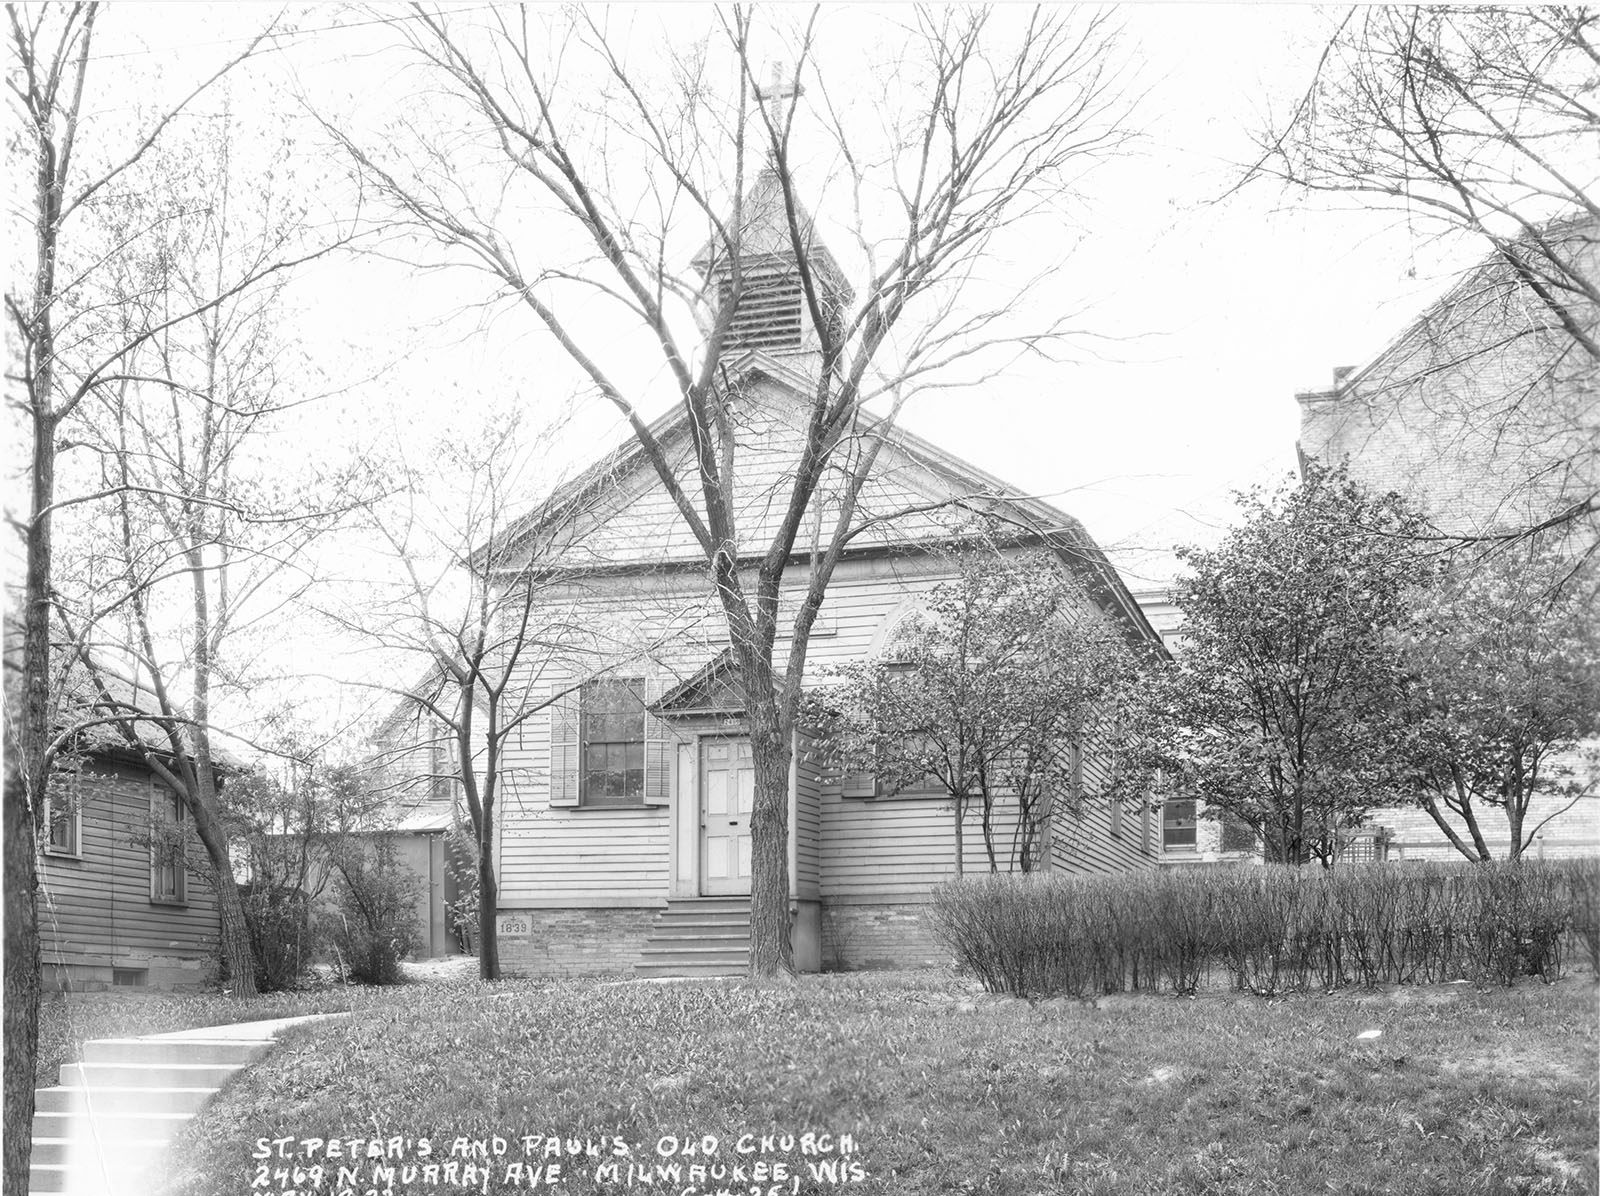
642,676,671,807
548,686,581,808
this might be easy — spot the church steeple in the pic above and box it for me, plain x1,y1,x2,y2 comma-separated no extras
691,65,853,363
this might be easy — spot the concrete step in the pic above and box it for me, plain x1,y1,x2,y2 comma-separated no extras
82,1037,269,1067
635,960,746,978
35,1085,220,1116
30,1111,194,1142
28,1155,163,1196
638,947,748,964
648,924,750,939
28,1136,165,1167
60,1060,242,1088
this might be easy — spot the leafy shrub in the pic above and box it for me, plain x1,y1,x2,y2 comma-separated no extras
240,884,312,993
931,859,1592,999
322,835,422,985
1559,857,1600,974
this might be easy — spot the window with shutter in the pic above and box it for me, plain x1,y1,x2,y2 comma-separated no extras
547,688,581,808
642,677,671,806
550,677,671,808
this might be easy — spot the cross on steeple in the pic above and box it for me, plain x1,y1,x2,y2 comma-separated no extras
753,60,804,124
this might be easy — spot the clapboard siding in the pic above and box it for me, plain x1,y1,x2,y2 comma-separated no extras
1050,735,1156,876
820,791,1031,900
492,549,1158,905
38,760,217,981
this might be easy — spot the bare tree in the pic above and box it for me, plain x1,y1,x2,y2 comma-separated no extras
3,6,322,1185
334,5,1139,976
1262,6,1598,542
343,411,689,980
49,105,363,999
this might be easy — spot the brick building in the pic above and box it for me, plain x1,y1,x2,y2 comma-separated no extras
1295,213,1598,861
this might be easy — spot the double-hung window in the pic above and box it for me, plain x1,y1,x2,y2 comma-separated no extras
1162,798,1198,852
150,787,187,903
44,782,81,857
580,678,647,804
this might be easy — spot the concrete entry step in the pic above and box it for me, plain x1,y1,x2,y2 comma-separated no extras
635,898,752,977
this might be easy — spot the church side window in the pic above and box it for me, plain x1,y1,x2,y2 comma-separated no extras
580,678,647,804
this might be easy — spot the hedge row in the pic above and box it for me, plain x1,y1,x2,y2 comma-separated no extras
929,860,1600,998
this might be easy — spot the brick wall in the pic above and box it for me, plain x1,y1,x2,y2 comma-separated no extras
1296,221,1598,539
496,908,657,978
821,902,949,971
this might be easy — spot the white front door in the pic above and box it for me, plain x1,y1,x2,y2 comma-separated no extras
700,738,754,895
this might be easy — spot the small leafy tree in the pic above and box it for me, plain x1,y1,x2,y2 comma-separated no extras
1143,467,1432,865
225,750,389,990
1394,546,1600,861
825,548,1142,874
323,834,422,987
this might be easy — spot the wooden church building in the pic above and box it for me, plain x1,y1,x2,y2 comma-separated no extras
457,167,1164,976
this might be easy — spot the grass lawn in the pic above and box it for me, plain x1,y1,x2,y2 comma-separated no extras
153,969,1597,1196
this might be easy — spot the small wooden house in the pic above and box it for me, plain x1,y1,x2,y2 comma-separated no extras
38,670,226,991
452,170,1164,977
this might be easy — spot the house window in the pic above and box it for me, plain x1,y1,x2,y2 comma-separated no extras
429,732,456,803
44,779,81,857
875,734,946,798
580,678,647,804
150,788,187,904
1162,799,1198,851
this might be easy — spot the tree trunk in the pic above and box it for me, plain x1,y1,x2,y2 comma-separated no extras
953,795,964,877
1418,790,1491,862
980,792,998,872
477,815,500,981
185,780,258,996
745,691,793,978
3,749,41,1196
7,247,60,1191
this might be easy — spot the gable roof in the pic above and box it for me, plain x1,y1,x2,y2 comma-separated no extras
651,648,744,717
478,356,1160,647
54,655,247,772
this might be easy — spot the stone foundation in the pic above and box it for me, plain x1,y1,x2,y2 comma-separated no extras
43,953,211,993
496,907,658,978
821,902,949,971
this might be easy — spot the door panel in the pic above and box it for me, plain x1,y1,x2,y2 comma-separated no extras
701,739,754,895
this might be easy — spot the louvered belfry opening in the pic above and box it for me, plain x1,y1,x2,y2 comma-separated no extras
718,264,804,352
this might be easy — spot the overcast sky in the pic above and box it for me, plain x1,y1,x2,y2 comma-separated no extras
252,3,1480,590
25,4,1503,738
